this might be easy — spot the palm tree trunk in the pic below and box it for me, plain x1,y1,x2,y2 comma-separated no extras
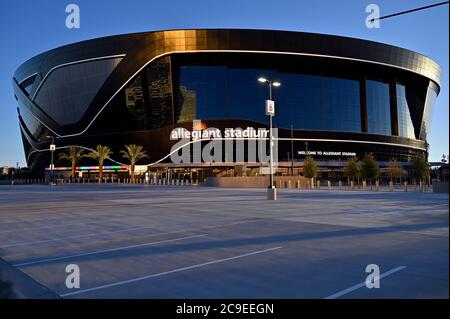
99,164,103,183
71,159,76,181
130,164,135,183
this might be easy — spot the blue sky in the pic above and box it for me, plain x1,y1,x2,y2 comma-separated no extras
0,0,448,166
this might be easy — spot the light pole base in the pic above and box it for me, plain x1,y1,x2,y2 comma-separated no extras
267,186,277,200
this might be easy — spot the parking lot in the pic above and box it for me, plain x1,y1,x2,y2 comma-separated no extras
0,184,448,298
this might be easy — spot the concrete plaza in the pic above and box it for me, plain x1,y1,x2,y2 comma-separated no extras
0,184,448,298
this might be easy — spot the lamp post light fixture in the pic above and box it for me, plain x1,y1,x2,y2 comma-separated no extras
258,77,281,200
47,135,56,186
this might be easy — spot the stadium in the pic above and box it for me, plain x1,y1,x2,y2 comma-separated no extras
12,29,441,179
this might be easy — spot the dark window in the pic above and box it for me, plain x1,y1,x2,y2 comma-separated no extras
175,65,226,123
278,74,360,132
34,57,122,125
18,105,49,142
123,75,147,127
366,80,391,135
19,74,37,96
145,56,174,128
227,68,270,125
175,63,361,132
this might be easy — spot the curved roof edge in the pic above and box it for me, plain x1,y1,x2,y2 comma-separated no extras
14,28,441,88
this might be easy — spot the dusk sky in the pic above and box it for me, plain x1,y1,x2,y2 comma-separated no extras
0,0,448,166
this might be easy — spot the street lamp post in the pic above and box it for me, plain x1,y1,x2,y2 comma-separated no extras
47,135,56,186
258,77,281,200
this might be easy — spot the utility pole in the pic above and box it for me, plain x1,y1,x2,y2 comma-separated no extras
290,124,294,175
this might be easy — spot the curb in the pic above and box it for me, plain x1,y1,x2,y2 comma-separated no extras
0,258,60,299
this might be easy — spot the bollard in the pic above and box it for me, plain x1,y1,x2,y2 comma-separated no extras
296,181,301,189
389,181,393,192
419,181,423,192
404,181,408,192
317,180,320,189
338,181,342,190
375,180,380,192
327,181,331,190
362,181,367,191
311,178,314,189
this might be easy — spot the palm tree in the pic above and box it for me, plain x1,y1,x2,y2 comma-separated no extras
58,146,87,180
87,145,112,183
120,144,149,183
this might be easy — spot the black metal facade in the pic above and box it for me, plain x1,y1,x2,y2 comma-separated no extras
12,29,441,170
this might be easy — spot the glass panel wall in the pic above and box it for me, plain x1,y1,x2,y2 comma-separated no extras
124,75,147,127
34,57,122,125
145,56,173,128
396,84,416,139
419,86,437,141
366,80,391,135
175,65,226,123
18,104,49,142
175,64,361,132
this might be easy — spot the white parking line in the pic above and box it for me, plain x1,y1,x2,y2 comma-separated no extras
324,266,407,299
60,246,283,297
0,226,155,249
0,219,122,234
13,234,208,267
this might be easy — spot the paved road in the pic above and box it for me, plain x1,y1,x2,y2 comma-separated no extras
0,184,448,298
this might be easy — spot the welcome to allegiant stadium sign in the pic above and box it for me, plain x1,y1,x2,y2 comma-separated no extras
169,122,277,165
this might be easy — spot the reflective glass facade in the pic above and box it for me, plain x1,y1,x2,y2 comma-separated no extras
18,104,49,142
19,74,37,96
396,84,416,139
366,80,391,135
420,86,437,141
34,57,122,125
175,63,361,133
